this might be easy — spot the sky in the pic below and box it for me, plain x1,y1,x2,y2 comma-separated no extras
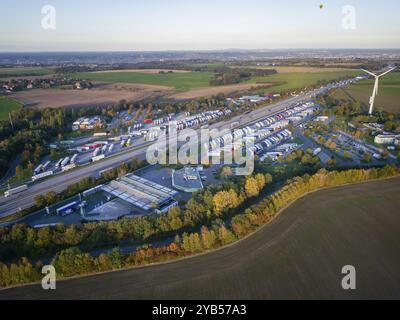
0,0,399,51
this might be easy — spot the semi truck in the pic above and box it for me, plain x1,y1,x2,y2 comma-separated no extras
32,171,54,182
55,159,63,169
42,161,51,171
4,185,28,198
34,164,43,175
70,154,78,164
56,201,79,216
61,157,70,167
92,154,105,162
93,148,101,157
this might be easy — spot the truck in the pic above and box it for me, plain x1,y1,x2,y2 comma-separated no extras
59,140,75,146
62,164,77,172
56,201,79,216
4,185,28,198
42,161,51,171
70,154,78,164
82,184,104,198
93,132,109,137
93,148,100,157
83,144,98,150
32,171,54,182
55,159,63,169
61,157,70,167
34,164,43,175
92,154,105,162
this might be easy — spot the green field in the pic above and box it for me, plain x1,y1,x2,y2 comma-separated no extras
247,70,361,93
75,71,216,90
2,178,400,299
0,67,54,78
333,72,400,114
0,96,21,120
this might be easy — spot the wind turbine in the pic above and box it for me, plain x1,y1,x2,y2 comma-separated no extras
361,66,397,115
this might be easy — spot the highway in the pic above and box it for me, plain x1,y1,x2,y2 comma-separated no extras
0,88,323,219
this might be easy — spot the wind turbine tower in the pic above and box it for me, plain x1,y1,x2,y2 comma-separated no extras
361,66,397,115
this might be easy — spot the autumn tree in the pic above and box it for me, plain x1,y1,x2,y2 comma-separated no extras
245,177,260,198
213,189,239,214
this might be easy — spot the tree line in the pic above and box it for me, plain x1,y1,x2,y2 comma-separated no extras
0,165,398,288
0,172,272,262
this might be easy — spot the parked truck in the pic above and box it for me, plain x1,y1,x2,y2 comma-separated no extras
61,157,70,167
70,154,78,164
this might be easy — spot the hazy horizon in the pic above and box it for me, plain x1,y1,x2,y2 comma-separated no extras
1,0,400,51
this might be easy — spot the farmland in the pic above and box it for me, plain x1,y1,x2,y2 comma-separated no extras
332,72,400,114
237,66,359,74
74,71,215,91
167,82,272,100
2,177,399,299
247,70,361,94
0,67,54,78
0,96,21,120
9,82,173,109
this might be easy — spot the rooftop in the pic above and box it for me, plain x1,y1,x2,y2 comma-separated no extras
102,174,179,211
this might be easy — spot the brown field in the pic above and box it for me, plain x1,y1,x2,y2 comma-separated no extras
9,81,274,107
168,83,272,100
10,82,173,108
1,177,399,299
92,69,191,74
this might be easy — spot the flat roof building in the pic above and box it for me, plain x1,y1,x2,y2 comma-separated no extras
102,174,178,214
374,134,400,145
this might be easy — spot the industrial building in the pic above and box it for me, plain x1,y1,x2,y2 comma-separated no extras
101,174,179,214
374,134,400,145
172,167,204,193
72,116,106,131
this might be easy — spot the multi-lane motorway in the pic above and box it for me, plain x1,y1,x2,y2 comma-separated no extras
0,83,342,219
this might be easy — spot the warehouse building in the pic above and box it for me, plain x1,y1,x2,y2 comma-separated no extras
102,174,179,214
374,134,400,145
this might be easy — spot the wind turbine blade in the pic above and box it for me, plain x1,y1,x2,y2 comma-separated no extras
361,69,377,77
376,78,379,95
378,67,397,78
